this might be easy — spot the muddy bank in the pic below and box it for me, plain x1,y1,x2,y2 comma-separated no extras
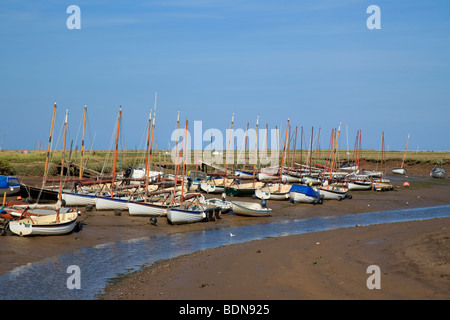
1,174,449,300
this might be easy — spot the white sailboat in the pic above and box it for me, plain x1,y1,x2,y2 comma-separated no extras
9,108,79,236
230,200,272,217
392,134,409,175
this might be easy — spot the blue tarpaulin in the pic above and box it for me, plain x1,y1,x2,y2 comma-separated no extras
0,176,20,189
289,184,319,198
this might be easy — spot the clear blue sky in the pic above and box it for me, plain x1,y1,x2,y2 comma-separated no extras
1,0,449,152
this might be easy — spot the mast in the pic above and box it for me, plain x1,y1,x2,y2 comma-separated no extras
43,103,57,184
328,123,341,180
79,105,87,179
111,108,121,193
253,115,259,182
144,110,152,200
57,109,68,221
401,134,410,169
145,93,158,199
291,126,297,171
381,131,384,177
180,119,188,209
224,113,234,183
279,119,289,191
171,110,180,204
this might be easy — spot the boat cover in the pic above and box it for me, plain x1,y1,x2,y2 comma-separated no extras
290,184,318,198
0,176,20,188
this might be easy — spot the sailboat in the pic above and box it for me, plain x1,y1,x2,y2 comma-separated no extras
318,123,350,200
167,119,207,225
392,134,409,175
20,103,60,202
372,132,393,191
9,109,79,236
94,108,142,211
128,99,180,217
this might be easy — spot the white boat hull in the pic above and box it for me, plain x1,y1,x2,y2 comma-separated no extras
347,181,373,191
431,167,446,179
318,186,348,200
200,182,225,194
167,207,206,225
200,198,232,212
257,172,279,181
62,192,97,206
95,196,130,211
8,211,78,236
128,201,169,216
289,192,318,203
230,201,272,217
392,168,406,175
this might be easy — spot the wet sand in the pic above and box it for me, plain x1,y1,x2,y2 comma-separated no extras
1,171,449,300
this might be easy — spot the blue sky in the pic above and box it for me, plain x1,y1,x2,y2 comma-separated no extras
1,0,449,153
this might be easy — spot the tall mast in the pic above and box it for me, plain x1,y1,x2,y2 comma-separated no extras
145,93,158,199
79,105,87,179
43,103,57,183
144,110,152,200
172,110,180,204
224,113,234,183
279,119,289,191
401,134,410,169
329,123,341,180
111,108,121,193
180,120,188,209
57,109,68,221
291,126,297,171
253,115,259,181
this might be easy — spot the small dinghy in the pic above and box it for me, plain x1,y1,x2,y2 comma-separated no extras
167,194,207,225
254,184,291,200
430,166,446,179
289,184,323,204
8,209,79,236
318,185,349,200
230,200,272,217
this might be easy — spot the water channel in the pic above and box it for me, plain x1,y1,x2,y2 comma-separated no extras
1,205,449,300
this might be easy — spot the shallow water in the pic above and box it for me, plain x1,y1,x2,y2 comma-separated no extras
1,205,449,300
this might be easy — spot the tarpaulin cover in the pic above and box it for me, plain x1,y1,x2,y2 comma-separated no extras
289,184,319,198
0,176,20,189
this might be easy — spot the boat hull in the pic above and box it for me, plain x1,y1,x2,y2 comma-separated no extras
230,201,272,217
62,192,97,206
167,207,206,225
318,186,348,200
128,201,169,216
8,211,78,236
95,196,130,211
431,167,446,179
20,184,59,201
392,168,406,175
289,185,322,204
347,181,372,191
200,182,225,194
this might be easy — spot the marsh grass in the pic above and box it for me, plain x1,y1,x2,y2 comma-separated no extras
0,149,448,176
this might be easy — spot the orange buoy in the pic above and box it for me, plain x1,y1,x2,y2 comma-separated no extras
403,182,410,187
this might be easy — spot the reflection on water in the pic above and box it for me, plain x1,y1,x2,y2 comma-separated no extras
1,205,449,300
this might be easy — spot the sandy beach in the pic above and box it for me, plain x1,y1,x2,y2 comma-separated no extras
1,168,449,300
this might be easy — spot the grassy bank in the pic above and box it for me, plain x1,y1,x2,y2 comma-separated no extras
0,149,448,177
